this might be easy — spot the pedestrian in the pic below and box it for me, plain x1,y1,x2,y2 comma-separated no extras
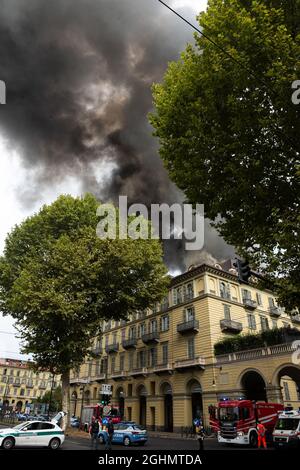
196,424,205,451
89,416,100,450
105,417,114,451
257,422,267,449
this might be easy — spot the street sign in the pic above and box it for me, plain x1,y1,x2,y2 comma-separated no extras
101,384,112,395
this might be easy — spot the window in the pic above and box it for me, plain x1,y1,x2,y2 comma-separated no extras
40,423,55,430
247,313,256,330
128,384,133,397
256,293,262,306
150,319,157,333
129,352,134,371
119,354,125,372
148,348,157,367
260,316,269,332
185,283,194,300
111,356,116,373
173,287,182,305
139,323,146,337
272,319,278,329
113,332,117,344
220,282,231,300
129,326,136,339
283,382,291,401
162,343,168,364
185,306,195,322
160,315,169,332
268,297,275,308
138,350,146,368
121,329,126,341
223,304,231,321
88,361,93,377
105,336,109,347
242,289,251,301
187,337,195,359
100,358,108,374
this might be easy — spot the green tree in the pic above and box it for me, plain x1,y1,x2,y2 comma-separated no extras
150,0,300,310
34,385,62,413
0,194,169,427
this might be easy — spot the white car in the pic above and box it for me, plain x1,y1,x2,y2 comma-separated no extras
0,412,66,450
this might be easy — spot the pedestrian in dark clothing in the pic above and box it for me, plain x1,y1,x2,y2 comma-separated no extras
196,425,205,451
105,418,114,450
89,417,100,449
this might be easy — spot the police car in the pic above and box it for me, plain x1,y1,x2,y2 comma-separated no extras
273,410,300,449
0,412,65,449
98,421,148,446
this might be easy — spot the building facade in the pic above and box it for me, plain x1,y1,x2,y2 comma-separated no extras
70,262,300,432
0,358,59,412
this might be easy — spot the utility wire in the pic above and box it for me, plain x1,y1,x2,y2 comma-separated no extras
156,0,300,154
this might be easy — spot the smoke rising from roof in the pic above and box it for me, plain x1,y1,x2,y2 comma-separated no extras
0,0,234,270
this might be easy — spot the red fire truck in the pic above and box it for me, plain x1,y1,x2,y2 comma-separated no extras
81,404,122,430
209,399,283,447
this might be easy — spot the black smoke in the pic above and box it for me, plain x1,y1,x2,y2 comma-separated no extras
0,0,234,270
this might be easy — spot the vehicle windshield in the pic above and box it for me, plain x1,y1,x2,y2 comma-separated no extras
13,422,29,430
219,407,239,422
275,418,300,431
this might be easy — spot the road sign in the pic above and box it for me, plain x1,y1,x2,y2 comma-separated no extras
101,384,112,395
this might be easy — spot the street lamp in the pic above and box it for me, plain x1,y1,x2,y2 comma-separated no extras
79,378,90,428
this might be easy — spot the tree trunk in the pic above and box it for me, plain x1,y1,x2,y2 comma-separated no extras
61,370,70,431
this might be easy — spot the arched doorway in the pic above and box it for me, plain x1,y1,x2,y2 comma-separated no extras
241,370,267,401
161,382,173,432
116,387,125,419
16,401,23,412
187,379,203,421
273,365,300,407
137,384,147,427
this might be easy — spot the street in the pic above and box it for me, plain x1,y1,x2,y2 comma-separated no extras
62,434,273,451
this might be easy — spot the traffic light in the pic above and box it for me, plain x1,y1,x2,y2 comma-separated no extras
101,394,111,406
235,259,251,284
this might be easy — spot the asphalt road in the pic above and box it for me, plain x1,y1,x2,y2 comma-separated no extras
62,434,273,451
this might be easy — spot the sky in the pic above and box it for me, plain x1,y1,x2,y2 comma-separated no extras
0,0,208,359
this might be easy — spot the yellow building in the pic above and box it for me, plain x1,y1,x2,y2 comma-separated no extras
70,261,300,431
0,358,59,412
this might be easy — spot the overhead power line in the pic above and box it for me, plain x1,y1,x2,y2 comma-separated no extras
156,0,300,154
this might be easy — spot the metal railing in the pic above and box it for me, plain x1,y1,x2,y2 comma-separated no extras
215,342,299,364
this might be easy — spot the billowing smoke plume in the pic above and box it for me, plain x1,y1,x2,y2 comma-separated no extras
0,0,234,270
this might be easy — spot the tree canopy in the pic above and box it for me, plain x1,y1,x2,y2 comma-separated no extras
150,0,300,310
0,193,169,424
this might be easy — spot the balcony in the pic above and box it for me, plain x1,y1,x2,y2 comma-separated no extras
39,384,46,390
177,319,199,334
183,292,194,302
26,383,34,388
105,343,119,354
93,373,106,382
220,319,243,333
174,357,205,372
110,370,127,381
269,306,281,317
122,338,137,350
215,342,299,365
142,331,160,344
91,347,102,357
152,363,173,375
243,299,257,310
129,367,148,377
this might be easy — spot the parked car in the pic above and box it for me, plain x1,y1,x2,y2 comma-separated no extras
70,417,80,428
98,422,148,447
0,412,66,449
